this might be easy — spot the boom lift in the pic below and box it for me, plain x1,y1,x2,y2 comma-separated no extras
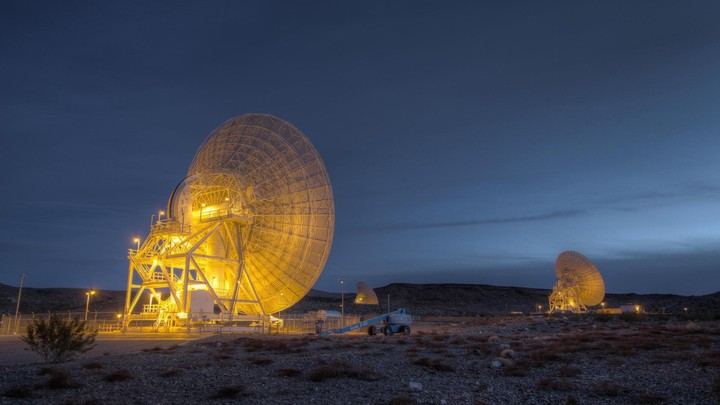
319,308,412,336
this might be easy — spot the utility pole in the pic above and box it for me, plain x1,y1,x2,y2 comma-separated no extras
14,274,26,334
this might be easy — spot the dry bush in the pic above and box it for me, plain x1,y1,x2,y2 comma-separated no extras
564,394,580,405
309,360,384,382
3,385,34,399
82,362,103,370
21,315,98,364
104,369,135,382
248,356,273,366
635,394,669,404
591,380,625,397
557,366,581,378
530,348,562,365
535,377,574,392
501,361,530,377
243,339,299,354
695,349,720,367
711,377,720,394
160,368,182,377
276,368,302,377
466,342,492,356
41,370,82,390
389,396,418,404
412,357,454,372
141,346,163,353
209,385,250,399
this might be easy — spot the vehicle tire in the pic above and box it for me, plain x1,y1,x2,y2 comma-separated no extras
368,326,376,336
401,325,411,335
383,326,394,336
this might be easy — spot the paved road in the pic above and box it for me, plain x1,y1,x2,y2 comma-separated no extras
0,333,212,366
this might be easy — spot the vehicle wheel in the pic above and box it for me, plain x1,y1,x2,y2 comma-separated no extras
368,326,376,336
383,326,394,336
401,325,411,335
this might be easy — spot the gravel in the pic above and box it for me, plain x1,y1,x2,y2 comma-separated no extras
1,316,719,404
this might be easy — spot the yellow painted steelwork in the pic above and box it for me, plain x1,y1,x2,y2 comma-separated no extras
125,114,334,326
548,251,605,313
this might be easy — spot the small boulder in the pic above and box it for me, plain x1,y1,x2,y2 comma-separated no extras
408,382,423,392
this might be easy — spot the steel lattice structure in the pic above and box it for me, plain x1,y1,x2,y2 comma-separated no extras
548,251,605,313
125,114,334,327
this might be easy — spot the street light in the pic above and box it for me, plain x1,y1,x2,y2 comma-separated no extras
338,278,344,326
158,210,165,221
85,291,95,321
133,237,140,250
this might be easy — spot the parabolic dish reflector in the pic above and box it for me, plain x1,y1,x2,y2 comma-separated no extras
186,114,334,314
126,113,334,321
554,251,605,307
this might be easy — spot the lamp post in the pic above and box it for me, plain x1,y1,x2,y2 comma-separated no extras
85,291,95,321
158,210,165,222
338,278,344,326
13,274,26,334
133,237,140,251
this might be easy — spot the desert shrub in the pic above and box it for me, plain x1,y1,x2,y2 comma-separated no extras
635,394,669,404
411,357,454,372
557,366,581,377
209,385,250,399
43,370,82,389
309,360,384,382
535,378,574,391
82,362,103,370
276,368,302,377
249,356,273,365
591,380,625,397
21,315,98,364
3,385,34,398
712,377,720,394
104,369,134,382
501,362,530,377
389,396,418,404
160,368,182,377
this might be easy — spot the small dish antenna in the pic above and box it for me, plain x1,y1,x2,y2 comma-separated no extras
354,282,379,305
548,251,604,313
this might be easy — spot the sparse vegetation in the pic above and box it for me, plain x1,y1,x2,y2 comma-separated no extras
309,360,384,382
535,377,574,391
42,370,82,389
21,314,98,363
411,357,454,372
3,385,34,399
104,369,135,382
209,385,250,399
276,368,302,377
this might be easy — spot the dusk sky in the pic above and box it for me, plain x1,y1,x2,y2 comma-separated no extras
2,2,719,295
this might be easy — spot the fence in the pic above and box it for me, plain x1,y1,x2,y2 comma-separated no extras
0,311,364,336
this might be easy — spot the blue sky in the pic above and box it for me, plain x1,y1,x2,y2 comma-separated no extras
1,1,719,295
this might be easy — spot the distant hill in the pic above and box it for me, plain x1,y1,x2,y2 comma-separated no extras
1,282,717,317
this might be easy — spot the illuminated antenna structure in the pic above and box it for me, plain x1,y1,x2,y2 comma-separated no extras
548,251,604,313
354,282,379,305
125,114,334,328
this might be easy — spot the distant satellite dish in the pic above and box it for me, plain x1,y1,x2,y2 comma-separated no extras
548,251,605,313
354,282,379,305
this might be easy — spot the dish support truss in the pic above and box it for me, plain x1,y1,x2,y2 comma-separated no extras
548,285,587,314
124,212,263,328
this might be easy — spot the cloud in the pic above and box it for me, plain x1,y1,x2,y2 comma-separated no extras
359,209,585,232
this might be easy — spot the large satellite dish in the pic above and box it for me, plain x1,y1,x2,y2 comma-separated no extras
548,251,604,313
125,114,334,326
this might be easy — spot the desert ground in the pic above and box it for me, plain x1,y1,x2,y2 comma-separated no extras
1,315,719,404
